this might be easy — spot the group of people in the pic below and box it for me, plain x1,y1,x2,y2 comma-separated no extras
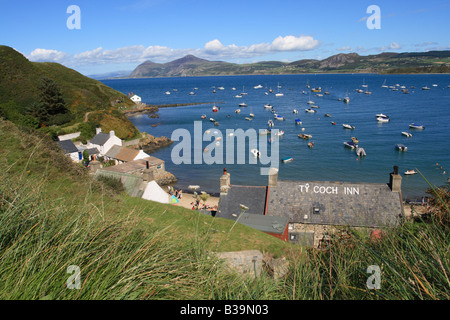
168,185,182,199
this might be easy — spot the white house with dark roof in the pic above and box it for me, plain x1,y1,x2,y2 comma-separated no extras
57,140,81,162
86,128,122,155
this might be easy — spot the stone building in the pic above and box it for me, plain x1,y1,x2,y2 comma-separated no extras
217,167,403,247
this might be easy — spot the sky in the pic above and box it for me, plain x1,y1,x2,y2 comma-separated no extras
1,0,449,75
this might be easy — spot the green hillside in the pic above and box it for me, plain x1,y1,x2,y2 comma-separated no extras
0,45,139,140
0,118,449,300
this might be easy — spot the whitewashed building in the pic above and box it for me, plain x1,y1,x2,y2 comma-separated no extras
87,128,122,155
130,94,142,104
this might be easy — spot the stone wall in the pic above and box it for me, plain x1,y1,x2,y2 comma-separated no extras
214,250,289,280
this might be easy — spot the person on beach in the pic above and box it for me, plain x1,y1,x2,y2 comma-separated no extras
178,190,182,199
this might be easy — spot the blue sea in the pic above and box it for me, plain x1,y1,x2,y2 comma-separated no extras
102,74,450,199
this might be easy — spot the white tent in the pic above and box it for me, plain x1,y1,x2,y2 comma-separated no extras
141,181,169,204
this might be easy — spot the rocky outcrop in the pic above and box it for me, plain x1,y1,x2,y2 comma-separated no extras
136,133,173,154
319,53,360,69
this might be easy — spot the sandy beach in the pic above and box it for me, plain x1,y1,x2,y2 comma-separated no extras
166,190,220,210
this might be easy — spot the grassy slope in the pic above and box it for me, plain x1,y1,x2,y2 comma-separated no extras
1,119,449,300
0,119,298,299
0,46,139,139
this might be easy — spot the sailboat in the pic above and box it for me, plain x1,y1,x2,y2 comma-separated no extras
381,79,388,88
275,83,284,97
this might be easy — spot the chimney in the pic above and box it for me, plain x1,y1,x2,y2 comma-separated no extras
220,168,230,195
389,165,402,192
110,130,115,137
96,127,102,134
143,160,154,182
268,167,279,187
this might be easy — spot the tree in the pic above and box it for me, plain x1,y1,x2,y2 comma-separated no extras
37,77,72,125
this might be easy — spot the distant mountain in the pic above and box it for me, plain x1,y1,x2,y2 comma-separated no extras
88,70,133,80
128,51,450,78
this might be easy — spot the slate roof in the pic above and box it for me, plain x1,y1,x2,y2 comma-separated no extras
89,132,110,146
237,213,289,235
105,145,140,162
267,180,402,228
217,185,268,220
57,140,78,154
101,156,164,174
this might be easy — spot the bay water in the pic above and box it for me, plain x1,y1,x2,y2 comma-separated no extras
102,74,450,199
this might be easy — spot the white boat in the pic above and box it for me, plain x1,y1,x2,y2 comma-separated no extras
281,157,293,163
212,106,219,112
402,132,413,137
356,148,367,157
165,91,171,95
254,84,263,89
239,103,248,107
409,123,425,130
218,86,225,90
267,120,274,127
274,130,285,136
422,86,430,90
275,93,284,97
235,109,241,113
249,113,255,118
201,114,206,119
264,104,273,109
343,97,350,103
274,115,285,121
295,119,302,125
235,95,242,98
404,170,417,175
377,117,390,123
293,109,298,114
395,144,408,151
305,108,316,113
245,117,253,121
342,124,355,130
344,141,358,149
189,92,196,95
307,100,315,104
376,113,389,118
259,129,271,135
209,118,215,122
310,105,319,109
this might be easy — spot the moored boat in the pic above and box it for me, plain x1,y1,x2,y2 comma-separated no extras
298,133,312,139
343,124,355,130
281,157,293,163
409,123,425,130
344,141,358,149
402,132,413,137
395,144,408,151
404,170,417,175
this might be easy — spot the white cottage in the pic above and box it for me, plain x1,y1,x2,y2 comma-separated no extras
87,128,122,156
130,94,142,104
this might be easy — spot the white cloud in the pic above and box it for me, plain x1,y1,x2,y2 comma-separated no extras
28,48,68,62
27,35,320,69
337,46,354,52
389,42,401,50
270,35,319,51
